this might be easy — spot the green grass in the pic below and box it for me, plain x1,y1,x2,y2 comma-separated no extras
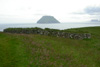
0,27,100,67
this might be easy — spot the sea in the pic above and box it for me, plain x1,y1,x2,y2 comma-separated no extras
0,22,100,32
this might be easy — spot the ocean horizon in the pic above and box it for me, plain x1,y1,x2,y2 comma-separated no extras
0,22,100,32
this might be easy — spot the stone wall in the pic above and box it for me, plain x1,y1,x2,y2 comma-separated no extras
4,28,91,39
31,30,91,39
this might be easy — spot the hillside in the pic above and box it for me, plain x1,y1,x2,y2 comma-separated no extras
0,27,100,67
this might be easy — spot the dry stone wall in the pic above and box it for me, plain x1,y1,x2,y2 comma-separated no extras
4,28,91,39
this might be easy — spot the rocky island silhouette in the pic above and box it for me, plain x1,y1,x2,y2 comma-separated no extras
37,16,60,24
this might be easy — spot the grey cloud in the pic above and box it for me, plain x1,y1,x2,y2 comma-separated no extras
0,14,9,16
19,7,32,11
71,12,86,15
0,14,13,18
72,6,100,15
0,14,19,18
85,6,100,15
34,14,44,16
33,13,48,16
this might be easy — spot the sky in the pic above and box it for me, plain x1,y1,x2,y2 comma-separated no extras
0,0,100,24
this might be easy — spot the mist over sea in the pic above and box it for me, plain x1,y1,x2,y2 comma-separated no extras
0,22,100,31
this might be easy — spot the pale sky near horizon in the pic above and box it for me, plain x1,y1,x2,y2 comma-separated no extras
0,0,100,24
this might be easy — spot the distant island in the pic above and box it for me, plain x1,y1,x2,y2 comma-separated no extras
91,19,100,22
37,16,60,24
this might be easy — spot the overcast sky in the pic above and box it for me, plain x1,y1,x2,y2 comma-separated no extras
0,0,100,24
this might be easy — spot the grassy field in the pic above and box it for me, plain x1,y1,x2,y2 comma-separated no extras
0,27,100,67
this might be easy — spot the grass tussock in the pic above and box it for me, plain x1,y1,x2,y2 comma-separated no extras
0,27,100,67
